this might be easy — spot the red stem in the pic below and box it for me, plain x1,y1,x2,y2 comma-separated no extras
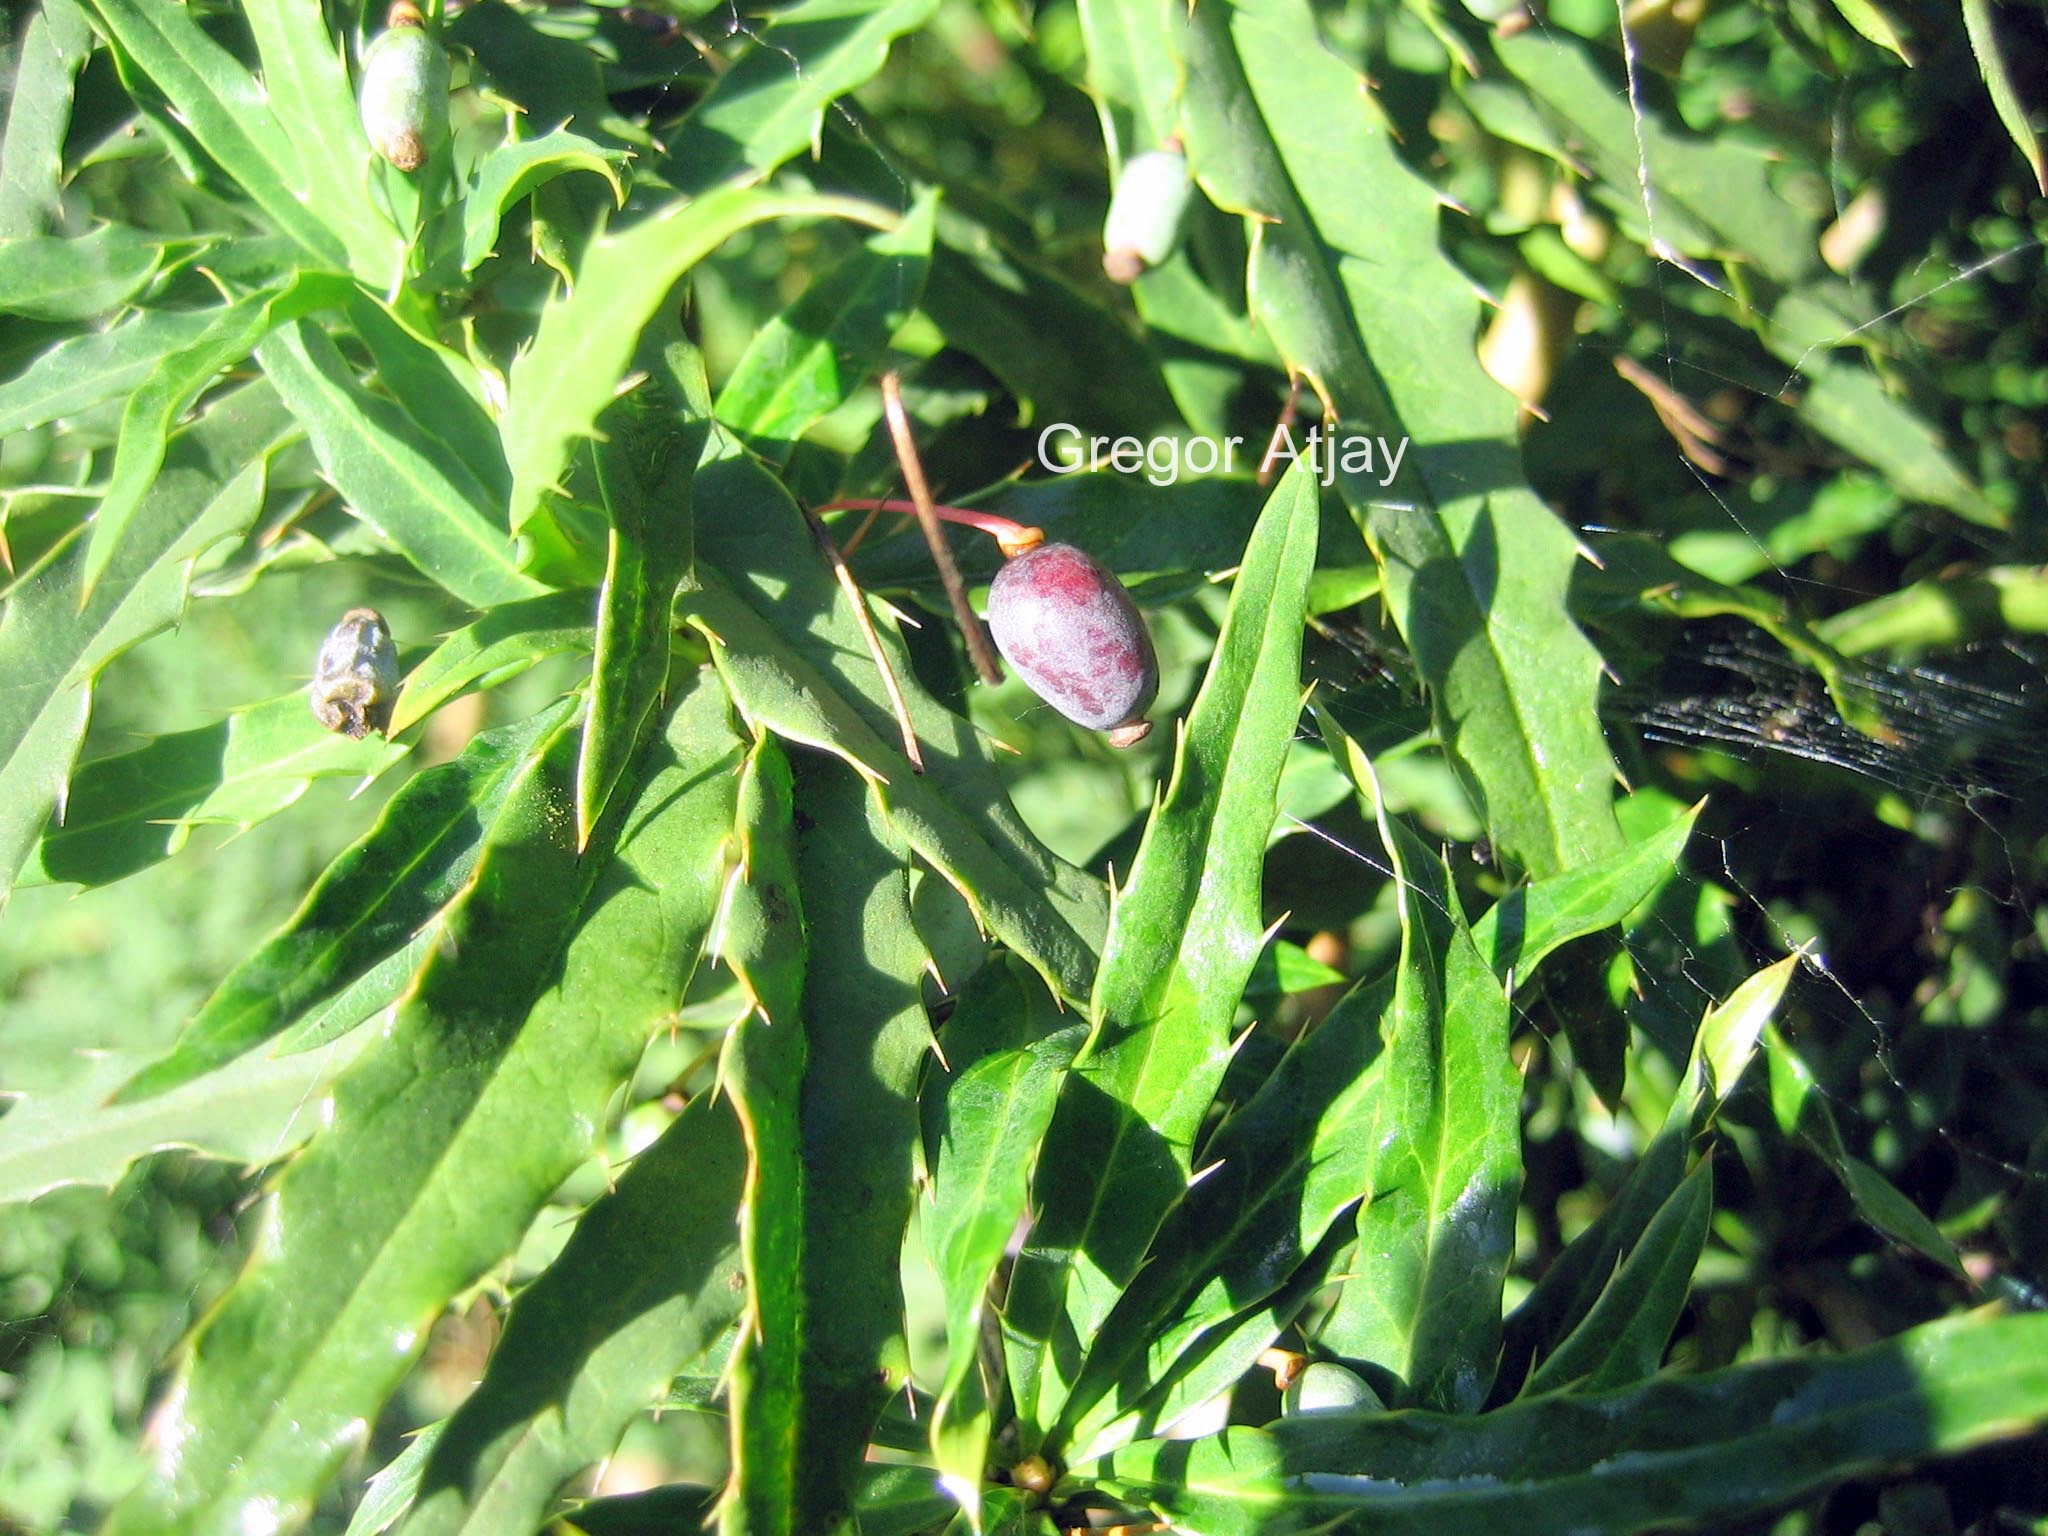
814,498,1045,559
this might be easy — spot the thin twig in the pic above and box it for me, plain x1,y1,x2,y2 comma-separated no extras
1258,372,1303,486
795,498,925,773
879,373,1005,686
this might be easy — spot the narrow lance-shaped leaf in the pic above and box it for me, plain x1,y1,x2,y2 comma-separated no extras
345,291,511,509
1964,0,2047,194
1094,1309,2048,1536
579,386,707,845
715,736,810,1536
0,1031,369,1209
1765,1023,1966,1278
1173,0,1623,875
81,273,354,596
714,192,938,465
118,701,577,1102
1060,764,1697,1458
781,755,933,1533
0,305,225,436
106,675,747,1536
75,0,361,275
259,320,543,608
1004,461,1319,1449
239,0,402,282
0,224,168,320
399,1026,750,1534
1314,766,1519,1413
0,384,295,908
1498,955,1798,1395
19,689,408,892
923,959,1086,1521
663,0,941,195
686,453,1108,1004
1521,1158,1715,1396
389,592,596,735
500,185,897,537
0,0,92,237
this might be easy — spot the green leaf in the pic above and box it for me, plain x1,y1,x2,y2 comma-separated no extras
400,1092,747,1536
104,674,746,1536
1766,1024,1967,1278
1315,790,1518,1413
0,0,92,237
258,319,544,608
716,735,810,1536
1499,956,1797,1394
388,591,595,735
0,383,294,909
714,192,936,464
460,128,625,272
1054,973,1395,1459
579,390,706,845
501,184,897,537
0,305,223,436
1963,0,2047,194
345,292,512,509
1468,797,1703,985
1094,1310,2048,1535
0,1032,368,1208
1004,462,1319,1448
118,702,575,1102
1522,1159,1714,1395
19,689,409,891
922,958,1084,1522
0,224,166,319
782,756,932,1533
713,748,932,1536
1176,0,1623,876
686,453,1108,1004
1481,29,1818,288
663,0,941,195
1826,0,1912,60
76,0,361,275
239,0,403,283
81,273,352,596
1769,293,2004,529
344,1426,445,1536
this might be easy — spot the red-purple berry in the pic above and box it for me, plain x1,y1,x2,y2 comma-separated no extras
986,542,1158,745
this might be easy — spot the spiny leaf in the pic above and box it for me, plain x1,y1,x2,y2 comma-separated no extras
399,1093,747,1536
20,689,408,892
579,386,707,846
0,383,294,909
1175,0,1624,875
388,592,595,735
1004,461,1319,1450
105,675,746,1536
259,320,543,608
118,702,576,1102
1095,1311,2048,1536
0,0,92,237
501,185,897,537
0,1032,368,1209
923,958,1084,1522
1314,789,1518,1413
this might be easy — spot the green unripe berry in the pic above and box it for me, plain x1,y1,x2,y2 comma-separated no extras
1281,1361,1383,1417
1102,146,1193,284
359,18,448,172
